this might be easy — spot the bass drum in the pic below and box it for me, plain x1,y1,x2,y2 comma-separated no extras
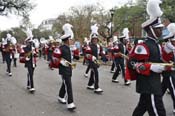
52,47,61,58
73,49,80,60
19,47,26,63
49,47,62,68
49,57,61,68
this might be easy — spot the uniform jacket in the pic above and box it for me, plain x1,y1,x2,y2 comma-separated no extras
59,44,72,77
128,37,163,95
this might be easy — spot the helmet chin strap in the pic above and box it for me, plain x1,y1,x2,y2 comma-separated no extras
149,26,158,39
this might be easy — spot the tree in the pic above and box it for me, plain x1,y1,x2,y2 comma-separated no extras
20,16,34,29
38,30,52,39
162,0,175,22
0,30,8,39
68,5,97,40
52,4,107,42
0,0,35,17
112,5,145,37
52,14,67,35
32,28,53,40
0,28,26,43
11,27,27,42
136,0,147,7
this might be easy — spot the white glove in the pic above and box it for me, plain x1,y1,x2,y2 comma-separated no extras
164,42,175,53
10,55,12,59
150,64,165,73
60,60,69,67
33,64,36,68
92,56,97,61
25,57,30,61
32,51,36,54
86,54,91,58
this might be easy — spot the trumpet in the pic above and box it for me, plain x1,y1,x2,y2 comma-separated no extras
4,44,14,52
24,51,32,58
149,62,175,67
61,58,77,69
24,49,37,58
94,59,101,67
117,52,129,59
118,52,175,68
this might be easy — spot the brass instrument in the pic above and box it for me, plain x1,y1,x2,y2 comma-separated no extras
51,44,55,48
24,49,37,58
118,52,129,59
86,54,101,67
4,44,14,52
117,51,175,71
149,62,175,67
61,58,77,69
94,59,100,68
24,51,32,58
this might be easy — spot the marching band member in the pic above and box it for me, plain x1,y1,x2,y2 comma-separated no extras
56,23,76,111
11,37,18,67
82,39,88,65
128,0,167,115
84,42,103,78
125,39,134,55
83,38,90,77
72,45,80,60
69,39,80,60
85,33,103,94
161,21,175,113
43,43,48,60
21,29,38,93
1,38,6,63
84,23,103,80
48,38,62,69
47,36,56,70
111,36,130,85
83,42,91,78
2,33,16,76
108,41,115,73
111,36,121,81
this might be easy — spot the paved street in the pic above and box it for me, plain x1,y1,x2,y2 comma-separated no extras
0,58,174,116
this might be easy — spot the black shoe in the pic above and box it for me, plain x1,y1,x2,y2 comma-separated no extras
26,86,30,90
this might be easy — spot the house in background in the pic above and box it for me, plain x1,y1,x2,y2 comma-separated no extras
38,18,56,31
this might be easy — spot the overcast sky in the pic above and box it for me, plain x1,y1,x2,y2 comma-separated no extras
0,0,132,30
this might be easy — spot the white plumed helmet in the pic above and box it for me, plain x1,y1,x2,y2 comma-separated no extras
61,23,74,40
33,38,40,48
147,0,163,19
25,28,33,42
91,23,99,35
6,33,12,40
142,0,164,31
113,36,118,43
10,37,17,45
122,28,129,40
163,23,175,39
